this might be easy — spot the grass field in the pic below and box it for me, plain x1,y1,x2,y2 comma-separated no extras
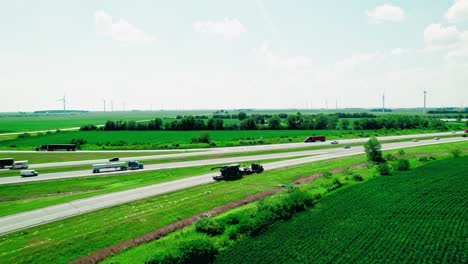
215,157,468,263
0,129,442,150
0,111,214,133
0,142,464,264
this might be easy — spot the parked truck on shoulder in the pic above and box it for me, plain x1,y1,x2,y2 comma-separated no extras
304,135,326,143
36,144,77,151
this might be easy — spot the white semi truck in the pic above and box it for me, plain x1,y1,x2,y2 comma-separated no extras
92,160,144,173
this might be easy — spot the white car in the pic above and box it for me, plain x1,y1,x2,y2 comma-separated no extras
331,141,339,144
20,170,38,177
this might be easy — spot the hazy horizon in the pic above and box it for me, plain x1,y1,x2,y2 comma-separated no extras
1,1,467,112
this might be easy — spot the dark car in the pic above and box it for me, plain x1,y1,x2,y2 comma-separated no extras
109,157,120,162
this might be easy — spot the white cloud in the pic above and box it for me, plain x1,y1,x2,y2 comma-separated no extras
254,43,313,70
446,32,468,64
366,4,405,24
94,10,155,44
335,51,385,73
424,23,460,49
193,18,246,39
446,0,468,22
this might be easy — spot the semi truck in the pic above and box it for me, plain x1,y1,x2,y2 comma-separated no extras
0,158,14,169
212,163,264,181
36,144,77,151
92,160,144,173
304,135,326,142
10,160,28,170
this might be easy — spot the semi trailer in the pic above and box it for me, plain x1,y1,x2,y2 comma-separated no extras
36,144,77,151
0,158,14,169
92,160,144,173
304,135,326,142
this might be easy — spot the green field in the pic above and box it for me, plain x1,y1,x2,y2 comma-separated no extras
215,157,468,263
0,129,441,150
0,142,464,264
0,111,214,133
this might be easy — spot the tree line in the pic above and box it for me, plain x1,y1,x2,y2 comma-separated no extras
80,113,447,131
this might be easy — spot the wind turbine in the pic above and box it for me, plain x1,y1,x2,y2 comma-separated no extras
382,90,385,113
423,90,427,114
57,94,67,111
102,99,106,112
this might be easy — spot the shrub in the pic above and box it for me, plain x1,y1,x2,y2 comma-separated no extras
377,163,392,176
194,217,225,236
353,174,364,181
177,239,218,264
146,239,218,264
79,124,97,131
451,148,461,158
191,132,211,144
418,156,429,162
322,171,333,178
18,133,30,139
385,153,397,161
397,149,406,156
396,158,410,171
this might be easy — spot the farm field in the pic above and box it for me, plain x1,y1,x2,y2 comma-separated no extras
0,111,213,133
0,128,443,150
0,142,464,264
215,157,468,263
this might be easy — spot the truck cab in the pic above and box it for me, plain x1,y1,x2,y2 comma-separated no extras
128,160,144,170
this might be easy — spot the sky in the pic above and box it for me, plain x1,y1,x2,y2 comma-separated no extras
1,0,467,112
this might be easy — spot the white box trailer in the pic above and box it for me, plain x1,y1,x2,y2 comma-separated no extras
10,160,28,170
92,162,127,173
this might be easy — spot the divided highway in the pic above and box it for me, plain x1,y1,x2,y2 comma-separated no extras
0,137,465,235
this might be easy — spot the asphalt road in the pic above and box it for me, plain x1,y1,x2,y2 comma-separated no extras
2,131,462,171
0,137,465,235
2,135,465,185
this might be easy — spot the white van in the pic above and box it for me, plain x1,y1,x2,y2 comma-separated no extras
10,160,28,170
20,170,38,177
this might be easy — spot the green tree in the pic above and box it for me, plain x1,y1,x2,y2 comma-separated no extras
364,137,384,163
268,116,282,129
238,112,247,120
340,119,350,130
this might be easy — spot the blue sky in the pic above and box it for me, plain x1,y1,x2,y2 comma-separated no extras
1,0,467,111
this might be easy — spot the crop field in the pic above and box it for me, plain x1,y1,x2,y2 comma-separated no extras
0,128,441,150
215,157,468,263
0,111,217,133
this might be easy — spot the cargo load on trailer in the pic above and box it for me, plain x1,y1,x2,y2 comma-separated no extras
0,158,14,169
212,163,264,181
36,144,77,151
92,162,127,173
304,135,326,143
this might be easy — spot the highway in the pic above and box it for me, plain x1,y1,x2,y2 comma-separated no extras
0,137,465,235
2,136,465,185
0,131,461,172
